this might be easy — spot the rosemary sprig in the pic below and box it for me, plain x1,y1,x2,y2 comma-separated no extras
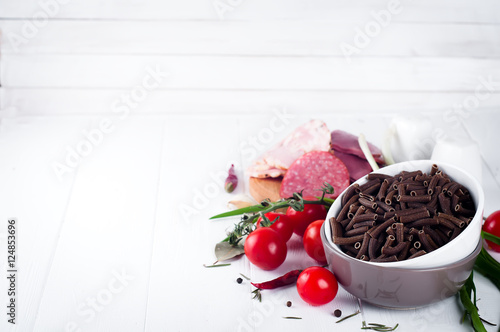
203,263,231,268
335,310,360,323
361,322,399,331
212,182,335,244
239,273,250,281
252,288,262,302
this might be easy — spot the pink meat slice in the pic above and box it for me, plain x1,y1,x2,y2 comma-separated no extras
331,130,384,164
280,151,350,199
247,120,331,178
333,150,373,182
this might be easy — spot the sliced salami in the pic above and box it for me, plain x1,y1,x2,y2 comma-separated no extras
280,151,350,199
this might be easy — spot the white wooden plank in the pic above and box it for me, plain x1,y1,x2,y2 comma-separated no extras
4,88,500,116
145,115,254,331
0,116,90,331
2,54,500,91
33,117,165,331
1,0,500,23
1,20,499,57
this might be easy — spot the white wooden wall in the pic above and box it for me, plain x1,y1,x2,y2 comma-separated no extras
1,0,500,116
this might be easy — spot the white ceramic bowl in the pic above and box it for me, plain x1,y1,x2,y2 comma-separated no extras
324,160,484,269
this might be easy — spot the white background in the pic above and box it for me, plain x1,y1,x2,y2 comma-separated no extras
0,0,499,331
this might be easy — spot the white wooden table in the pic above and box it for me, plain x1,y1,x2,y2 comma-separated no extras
0,1,499,331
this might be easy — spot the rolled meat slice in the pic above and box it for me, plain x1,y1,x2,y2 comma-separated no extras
280,151,350,199
247,119,331,178
333,150,373,182
331,130,384,164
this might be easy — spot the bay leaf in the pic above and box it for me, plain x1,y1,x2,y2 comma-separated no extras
215,241,245,262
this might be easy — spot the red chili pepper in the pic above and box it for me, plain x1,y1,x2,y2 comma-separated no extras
251,269,302,289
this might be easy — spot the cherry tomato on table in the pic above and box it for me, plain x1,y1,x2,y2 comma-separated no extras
286,197,327,236
244,227,287,270
296,266,338,306
303,220,327,264
256,212,294,242
483,210,500,252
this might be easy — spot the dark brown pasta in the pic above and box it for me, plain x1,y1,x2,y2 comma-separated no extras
356,233,370,259
398,194,432,203
345,226,370,237
341,183,360,207
418,230,437,252
394,223,404,243
359,179,381,193
367,217,396,239
353,220,376,228
371,255,398,262
437,212,466,228
430,164,439,176
337,195,359,221
408,250,427,259
397,241,411,261
376,200,395,213
398,210,430,223
334,234,365,245
455,204,475,217
332,164,475,263
330,217,343,238
368,237,380,260
381,241,408,256
423,225,444,246
385,189,397,205
427,174,441,195
406,217,439,229
367,173,393,180
438,193,452,215
376,179,390,199
359,197,377,209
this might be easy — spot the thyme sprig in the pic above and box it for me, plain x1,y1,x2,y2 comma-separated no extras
335,310,360,323
252,288,262,302
361,321,399,331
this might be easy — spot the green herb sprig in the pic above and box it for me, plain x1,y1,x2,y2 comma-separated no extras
210,182,335,245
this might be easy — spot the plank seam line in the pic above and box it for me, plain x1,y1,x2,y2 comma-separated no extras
31,122,90,329
142,118,167,331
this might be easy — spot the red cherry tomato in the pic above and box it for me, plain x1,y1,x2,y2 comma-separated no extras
483,211,500,252
244,227,287,270
286,197,327,236
303,220,327,264
256,212,294,242
296,266,338,306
